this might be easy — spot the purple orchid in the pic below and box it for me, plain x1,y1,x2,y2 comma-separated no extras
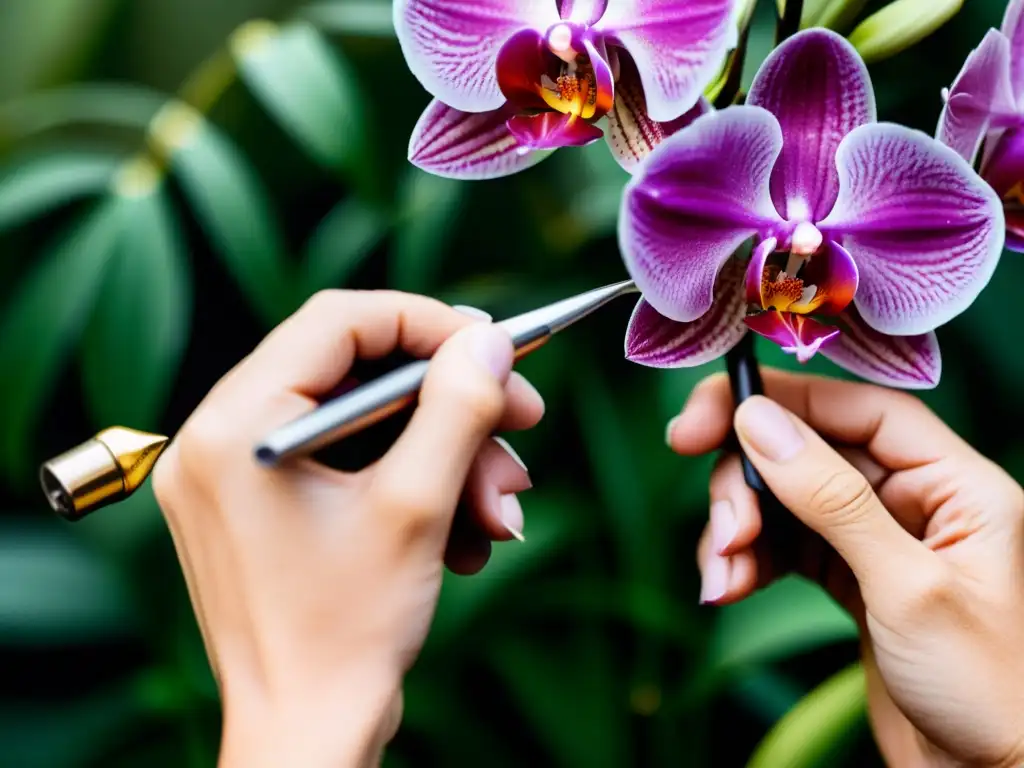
937,0,1024,251
621,28,1004,389
395,0,737,179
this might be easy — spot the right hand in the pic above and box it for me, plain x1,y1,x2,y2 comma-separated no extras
670,371,1024,768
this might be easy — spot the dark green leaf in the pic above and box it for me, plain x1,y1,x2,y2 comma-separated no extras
81,165,191,430
161,109,294,326
302,1,396,38
232,20,375,194
298,196,389,297
748,663,868,768
0,151,118,234
0,519,134,644
0,200,123,483
390,168,465,293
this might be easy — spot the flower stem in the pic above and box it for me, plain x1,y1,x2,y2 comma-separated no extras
725,334,767,491
776,0,804,44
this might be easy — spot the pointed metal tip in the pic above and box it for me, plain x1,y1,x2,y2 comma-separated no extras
40,427,169,521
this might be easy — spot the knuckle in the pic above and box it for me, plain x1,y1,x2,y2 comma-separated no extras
808,469,877,524
370,481,440,537
898,564,958,618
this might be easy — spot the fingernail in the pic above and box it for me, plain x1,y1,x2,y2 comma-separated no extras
710,499,737,555
466,324,514,379
665,416,680,447
493,437,529,475
699,554,730,604
735,397,804,462
453,305,493,321
500,494,526,542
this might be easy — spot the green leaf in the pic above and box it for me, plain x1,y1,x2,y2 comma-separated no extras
428,493,575,647
707,576,858,673
849,0,964,64
301,1,396,38
813,0,871,31
298,196,389,297
0,686,136,768
0,519,134,644
390,167,465,293
0,151,118,234
156,105,294,327
81,160,191,430
0,200,123,484
232,20,375,195
747,663,868,768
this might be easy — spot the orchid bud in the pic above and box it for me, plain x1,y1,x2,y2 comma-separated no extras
848,0,964,64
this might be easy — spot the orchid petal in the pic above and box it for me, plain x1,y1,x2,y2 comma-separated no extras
820,307,941,389
409,100,551,180
583,37,616,120
936,29,1014,165
559,0,608,24
619,106,784,322
744,312,840,363
747,28,876,222
395,0,560,113
507,112,603,148
791,239,859,315
744,236,778,305
605,53,711,173
983,129,1024,252
1002,0,1024,106
625,258,747,368
596,0,737,123
820,123,1005,336
496,28,554,112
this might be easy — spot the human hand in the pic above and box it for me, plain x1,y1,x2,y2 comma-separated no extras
151,290,544,767
670,371,1024,768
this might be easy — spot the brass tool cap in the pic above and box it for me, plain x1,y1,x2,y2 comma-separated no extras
39,427,169,521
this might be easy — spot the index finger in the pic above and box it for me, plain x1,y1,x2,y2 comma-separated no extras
231,290,478,398
668,369,971,471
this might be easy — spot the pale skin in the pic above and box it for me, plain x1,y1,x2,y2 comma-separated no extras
153,289,1024,768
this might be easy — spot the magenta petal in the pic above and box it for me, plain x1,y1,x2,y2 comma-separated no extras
1003,0,1024,105
596,0,737,123
619,106,784,322
409,100,551,179
798,240,859,315
936,29,1015,165
744,312,839,363
820,307,941,389
604,53,711,173
507,112,604,148
748,28,875,222
625,259,748,368
820,123,1005,336
496,28,552,111
558,0,607,24
744,236,778,305
395,0,560,112
983,129,1024,251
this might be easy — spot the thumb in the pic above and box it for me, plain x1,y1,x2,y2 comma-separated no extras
734,395,928,590
373,322,514,524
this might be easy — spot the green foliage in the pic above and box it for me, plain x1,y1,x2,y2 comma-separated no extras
0,0,1008,765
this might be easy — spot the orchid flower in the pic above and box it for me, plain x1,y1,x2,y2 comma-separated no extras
937,0,1024,251
394,0,738,180
621,28,1004,389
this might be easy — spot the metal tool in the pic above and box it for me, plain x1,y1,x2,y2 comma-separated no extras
40,279,639,520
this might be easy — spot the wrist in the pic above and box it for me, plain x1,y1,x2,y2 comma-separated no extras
219,669,402,768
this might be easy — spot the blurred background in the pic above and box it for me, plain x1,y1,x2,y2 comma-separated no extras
0,0,1019,765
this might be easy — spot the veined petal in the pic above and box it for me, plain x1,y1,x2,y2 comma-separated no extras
983,129,1024,252
409,100,551,179
625,258,747,368
748,29,875,223
395,0,561,113
596,0,737,123
559,0,608,24
820,123,1005,336
744,312,839,363
1003,0,1024,106
820,307,941,389
936,29,1015,165
507,111,604,148
605,53,711,173
619,105,784,322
